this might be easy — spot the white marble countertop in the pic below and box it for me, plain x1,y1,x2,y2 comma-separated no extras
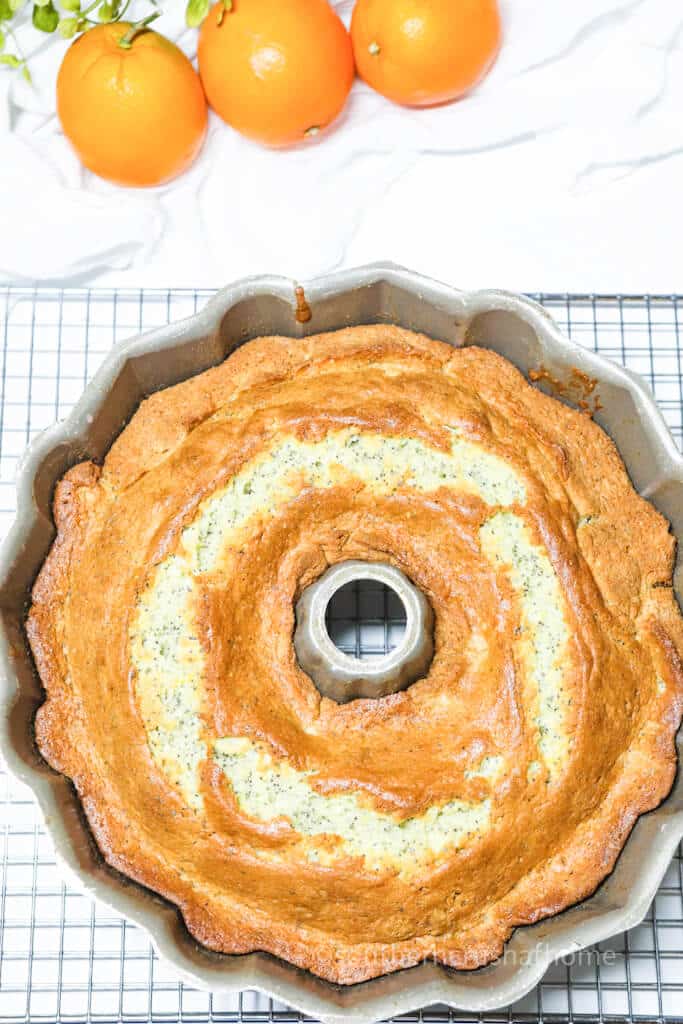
1,0,682,293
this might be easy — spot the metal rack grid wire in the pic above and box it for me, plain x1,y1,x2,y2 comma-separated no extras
0,288,682,1024
326,579,408,658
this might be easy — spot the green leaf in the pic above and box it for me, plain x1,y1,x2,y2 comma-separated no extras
98,1,113,19
58,14,78,36
185,0,209,28
0,52,21,66
0,30,4,50
32,0,59,30
0,0,11,22
9,0,25,12
60,0,80,10
216,0,232,26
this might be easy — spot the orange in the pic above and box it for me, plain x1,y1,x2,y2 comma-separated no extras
198,0,355,148
351,0,501,107
57,24,208,187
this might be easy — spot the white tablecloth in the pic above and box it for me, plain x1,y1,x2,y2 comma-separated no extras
1,0,682,292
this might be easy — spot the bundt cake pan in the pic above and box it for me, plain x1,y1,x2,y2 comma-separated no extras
294,560,435,703
1,264,682,1024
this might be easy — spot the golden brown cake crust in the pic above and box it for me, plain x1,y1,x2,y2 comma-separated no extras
27,325,683,984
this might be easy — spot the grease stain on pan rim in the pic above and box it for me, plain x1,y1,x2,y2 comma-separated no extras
1,263,682,1024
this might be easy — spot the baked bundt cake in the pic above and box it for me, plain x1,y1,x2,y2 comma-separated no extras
28,325,683,983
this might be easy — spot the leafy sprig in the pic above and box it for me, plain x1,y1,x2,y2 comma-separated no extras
0,0,221,81
0,0,31,78
186,0,231,28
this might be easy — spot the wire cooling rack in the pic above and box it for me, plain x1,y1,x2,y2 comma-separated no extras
326,579,408,657
0,289,682,1024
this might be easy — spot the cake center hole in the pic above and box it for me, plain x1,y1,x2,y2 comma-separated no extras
325,579,407,662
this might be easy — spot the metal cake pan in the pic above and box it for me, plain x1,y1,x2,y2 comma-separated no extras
1,264,682,1024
